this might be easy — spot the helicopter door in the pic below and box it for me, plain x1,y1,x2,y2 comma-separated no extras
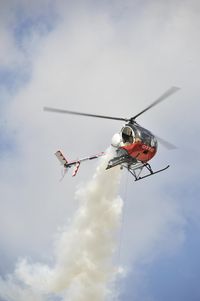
121,126,134,145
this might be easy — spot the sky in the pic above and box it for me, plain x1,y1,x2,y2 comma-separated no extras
0,0,200,300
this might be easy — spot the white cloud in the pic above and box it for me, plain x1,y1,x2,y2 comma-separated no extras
1,0,200,300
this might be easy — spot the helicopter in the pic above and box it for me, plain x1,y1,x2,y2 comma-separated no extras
44,86,180,181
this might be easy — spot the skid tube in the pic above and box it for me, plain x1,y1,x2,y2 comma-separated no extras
125,163,170,181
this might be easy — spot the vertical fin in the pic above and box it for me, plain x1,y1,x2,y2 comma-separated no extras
55,151,68,166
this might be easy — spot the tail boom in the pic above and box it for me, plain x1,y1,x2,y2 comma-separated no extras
55,150,105,177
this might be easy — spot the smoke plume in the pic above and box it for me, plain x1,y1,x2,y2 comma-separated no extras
0,147,122,301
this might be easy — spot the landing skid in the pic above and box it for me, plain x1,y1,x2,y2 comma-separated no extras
123,163,170,181
106,154,170,181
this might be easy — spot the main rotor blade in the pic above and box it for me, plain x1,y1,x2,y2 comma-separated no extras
132,86,180,120
156,136,177,150
43,107,128,122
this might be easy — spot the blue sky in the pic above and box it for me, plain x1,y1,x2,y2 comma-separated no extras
0,1,57,155
0,1,200,300
127,222,200,301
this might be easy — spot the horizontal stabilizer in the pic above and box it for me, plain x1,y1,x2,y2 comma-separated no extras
72,162,81,177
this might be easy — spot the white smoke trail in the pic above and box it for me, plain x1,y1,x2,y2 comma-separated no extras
0,147,123,301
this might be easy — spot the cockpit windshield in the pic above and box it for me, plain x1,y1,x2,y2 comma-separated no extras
121,124,157,148
121,126,134,144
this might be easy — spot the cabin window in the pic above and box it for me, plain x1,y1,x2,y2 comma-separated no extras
150,136,157,147
122,126,134,144
137,127,157,147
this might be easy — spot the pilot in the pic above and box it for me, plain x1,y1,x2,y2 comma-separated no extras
122,127,133,145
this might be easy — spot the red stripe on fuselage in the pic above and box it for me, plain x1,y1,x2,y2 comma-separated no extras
121,141,157,162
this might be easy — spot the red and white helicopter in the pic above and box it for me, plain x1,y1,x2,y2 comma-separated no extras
44,86,179,181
